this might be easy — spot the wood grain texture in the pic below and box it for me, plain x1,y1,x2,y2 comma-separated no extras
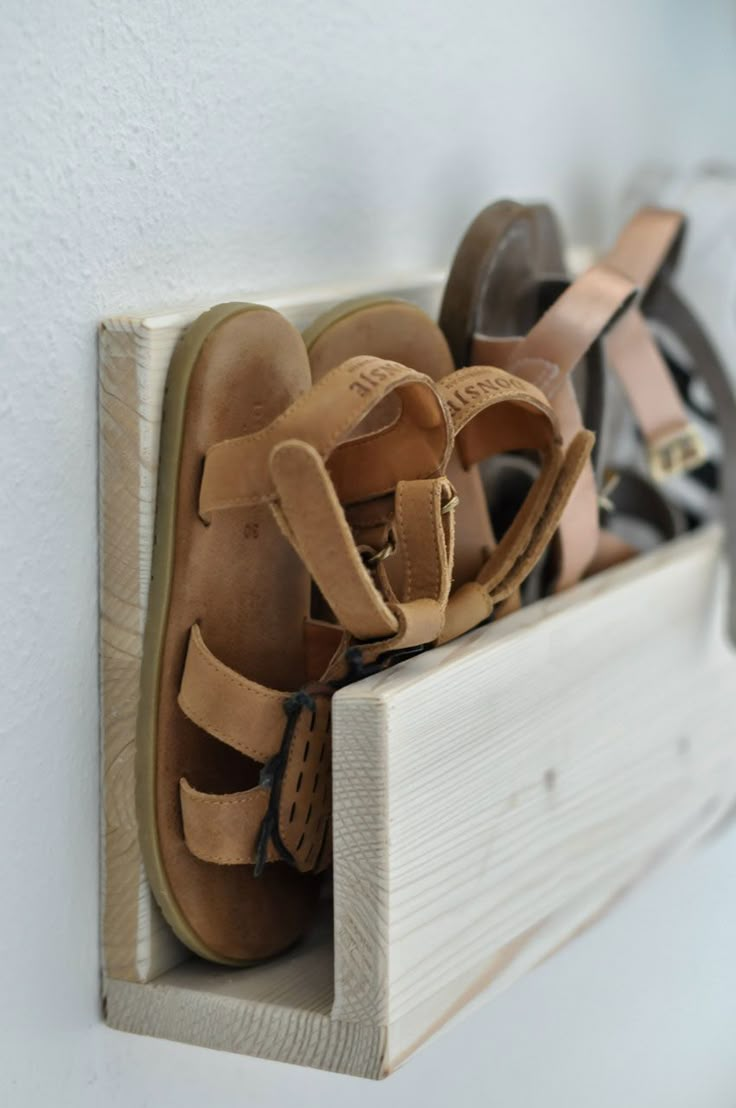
100,274,736,1078
332,525,736,1067
105,908,387,1079
99,318,185,982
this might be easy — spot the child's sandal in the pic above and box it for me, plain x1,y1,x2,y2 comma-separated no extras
137,303,453,964
304,297,593,642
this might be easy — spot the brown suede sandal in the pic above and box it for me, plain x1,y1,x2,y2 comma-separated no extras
303,299,594,643
137,303,453,965
439,199,638,593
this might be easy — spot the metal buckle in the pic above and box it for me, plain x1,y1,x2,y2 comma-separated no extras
647,424,707,483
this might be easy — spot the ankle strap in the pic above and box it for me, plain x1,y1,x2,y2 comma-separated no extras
435,365,594,641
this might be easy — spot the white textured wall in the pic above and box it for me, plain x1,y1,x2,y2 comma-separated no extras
2,1,736,1105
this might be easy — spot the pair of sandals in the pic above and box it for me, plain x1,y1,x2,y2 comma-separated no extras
137,200,735,966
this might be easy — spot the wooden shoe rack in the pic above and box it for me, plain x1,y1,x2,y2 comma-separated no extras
98,274,736,1078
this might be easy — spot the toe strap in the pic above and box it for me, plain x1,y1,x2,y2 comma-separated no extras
177,625,333,875
180,779,275,866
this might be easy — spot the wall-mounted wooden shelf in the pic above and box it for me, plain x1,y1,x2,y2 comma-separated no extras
99,275,736,1079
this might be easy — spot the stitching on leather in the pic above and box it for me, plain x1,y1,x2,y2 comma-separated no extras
182,788,266,807
426,483,441,599
396,487,413,601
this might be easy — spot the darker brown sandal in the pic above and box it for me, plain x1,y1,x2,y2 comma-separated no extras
439,199,639,593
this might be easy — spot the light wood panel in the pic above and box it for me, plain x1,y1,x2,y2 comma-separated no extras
100,275,736,1078
332,527,736,1064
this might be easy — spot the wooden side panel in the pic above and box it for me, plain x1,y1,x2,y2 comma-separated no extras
99,320,184,982
331,528,736,1066
100,277,736,1078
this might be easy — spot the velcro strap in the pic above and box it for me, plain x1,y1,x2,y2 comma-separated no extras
269,439,399,642
181,689,333,874
645,280,736,644
478,429,594,598
359,597,448,664
199,356,450,517
392,477,455,607
177,624,285,764
271,437,455,649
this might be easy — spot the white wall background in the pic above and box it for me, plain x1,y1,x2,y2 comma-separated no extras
2,1,736,1104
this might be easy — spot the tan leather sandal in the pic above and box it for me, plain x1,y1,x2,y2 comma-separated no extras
439,199,643,593
304,298,594,643
137,303,454,964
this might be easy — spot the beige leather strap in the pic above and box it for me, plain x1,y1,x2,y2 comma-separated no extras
471,264,636,591
434,365,594,641
606,206,683,289
603,208,706,481
199,355,450,517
